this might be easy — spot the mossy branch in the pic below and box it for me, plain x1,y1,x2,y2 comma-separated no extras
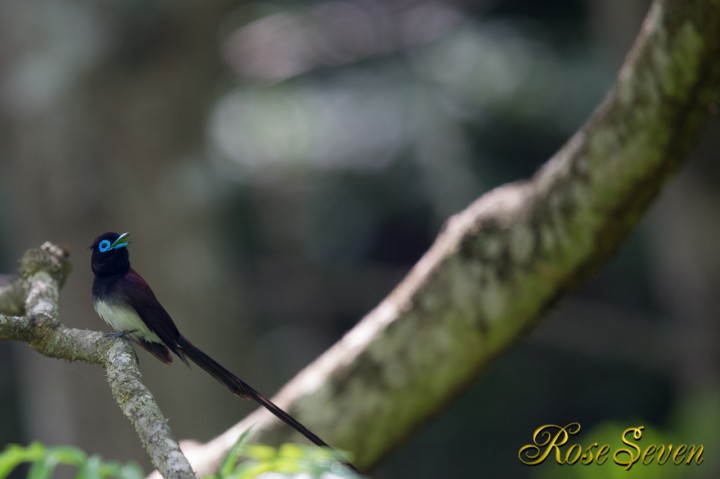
0,244,195,479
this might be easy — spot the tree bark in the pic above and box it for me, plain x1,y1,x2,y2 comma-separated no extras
183,0,720,473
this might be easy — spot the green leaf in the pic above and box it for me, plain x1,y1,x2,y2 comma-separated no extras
219,429,253,477
26,455,56,479
117,461,145,479
77,454,103,479
0,444,31,478
48,445,86,466
242,444,276,462
277,444,303,460
231,461,273,478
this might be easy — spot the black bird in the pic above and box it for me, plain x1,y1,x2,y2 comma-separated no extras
90,232,354,471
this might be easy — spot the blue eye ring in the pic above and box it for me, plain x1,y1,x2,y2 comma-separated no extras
99,239,112,252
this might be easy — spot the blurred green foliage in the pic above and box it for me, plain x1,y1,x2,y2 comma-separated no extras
0,435,363,479
0,443,143,479
211,439,362,479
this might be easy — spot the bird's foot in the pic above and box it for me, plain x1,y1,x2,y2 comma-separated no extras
104,329,138,339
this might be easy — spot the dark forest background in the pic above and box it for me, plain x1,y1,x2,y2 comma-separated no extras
0,0,718,477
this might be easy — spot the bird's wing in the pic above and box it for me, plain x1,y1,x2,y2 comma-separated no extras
122,269,188,363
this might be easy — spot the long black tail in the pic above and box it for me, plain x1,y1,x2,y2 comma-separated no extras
176,335,357,472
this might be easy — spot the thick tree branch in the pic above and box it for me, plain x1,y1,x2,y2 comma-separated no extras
0,244,195,479
183,0,720,473
0,276,25,316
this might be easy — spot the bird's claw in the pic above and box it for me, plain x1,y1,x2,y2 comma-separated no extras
104,329,138,339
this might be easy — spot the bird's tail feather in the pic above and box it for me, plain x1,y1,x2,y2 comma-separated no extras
175,335,355,471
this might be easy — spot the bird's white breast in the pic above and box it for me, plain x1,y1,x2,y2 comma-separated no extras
93,300,161,343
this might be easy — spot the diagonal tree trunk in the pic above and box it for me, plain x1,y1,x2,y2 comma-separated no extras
183,0,720,472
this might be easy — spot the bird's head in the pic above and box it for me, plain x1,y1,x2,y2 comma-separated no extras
90,232,130,276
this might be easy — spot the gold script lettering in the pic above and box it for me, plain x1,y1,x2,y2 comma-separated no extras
685,445,704,465
613,426,644,471
596,444,610,464
518,423,581,465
